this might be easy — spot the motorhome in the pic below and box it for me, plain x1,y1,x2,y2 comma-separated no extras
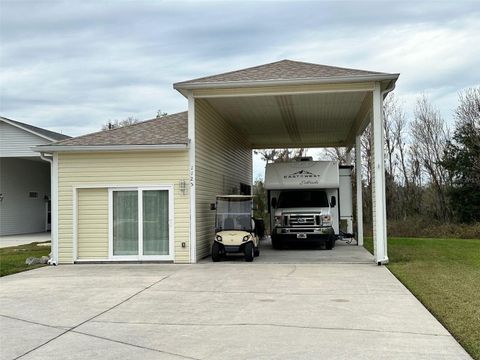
264,159,353,249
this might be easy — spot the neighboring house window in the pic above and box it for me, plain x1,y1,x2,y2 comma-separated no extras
29,191,38,198
240,183,251,195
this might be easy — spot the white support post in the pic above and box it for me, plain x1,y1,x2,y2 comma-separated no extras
187,92,197,264
371,83,388,264
355,135,364,246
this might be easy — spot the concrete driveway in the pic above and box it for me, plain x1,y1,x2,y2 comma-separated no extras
0,243,471,359
0,232,51,248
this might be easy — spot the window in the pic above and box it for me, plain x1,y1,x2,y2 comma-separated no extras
110,187,172,259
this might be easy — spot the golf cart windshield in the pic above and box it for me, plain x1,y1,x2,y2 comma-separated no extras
216,197,253,231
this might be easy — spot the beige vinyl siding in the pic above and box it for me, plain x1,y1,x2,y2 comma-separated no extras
57,151,190,263
195,99,252,260
77,188,108,259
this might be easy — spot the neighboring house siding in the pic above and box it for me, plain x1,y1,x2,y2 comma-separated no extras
57,151,190,263
0,158,50,235
77,188,108,259
194,99,252,260
0,122,51,157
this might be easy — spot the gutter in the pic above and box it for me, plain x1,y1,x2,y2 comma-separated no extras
174,73,400,94
32,143,188,153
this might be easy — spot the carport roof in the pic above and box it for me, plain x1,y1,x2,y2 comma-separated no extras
174,59,398,92
175,60,399,148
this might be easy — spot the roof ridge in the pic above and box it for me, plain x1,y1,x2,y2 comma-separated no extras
174,59,387,87
52,111,187,145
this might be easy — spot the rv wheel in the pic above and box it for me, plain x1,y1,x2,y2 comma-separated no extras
325,237,335,250
271,236,281,250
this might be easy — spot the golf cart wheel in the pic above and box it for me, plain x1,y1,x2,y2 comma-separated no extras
212,242,221,262
254,247,260,257
244,242,254,262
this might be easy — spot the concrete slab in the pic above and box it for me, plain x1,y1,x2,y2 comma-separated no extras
0,232,51,248
200,237,372,264
0,257,472,359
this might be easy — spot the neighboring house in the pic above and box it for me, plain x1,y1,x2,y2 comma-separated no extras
35,60,399,265
0,117,70,236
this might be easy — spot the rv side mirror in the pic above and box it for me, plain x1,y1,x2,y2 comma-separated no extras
330,196,336,207
210,203,216,210
271,197,277,208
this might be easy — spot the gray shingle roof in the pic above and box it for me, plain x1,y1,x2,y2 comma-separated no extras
174,59,387,88
50,111,187,146
0,116,70,141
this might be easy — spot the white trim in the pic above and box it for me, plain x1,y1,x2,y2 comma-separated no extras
105,185,175,262
174,73,400,93
372,83,388,264
32,144,188,153
72,188,78,261
187,92,197,263
51,153,59,264
0,117,61,142
74,259,174,263
192,87,375,99
355,134,364,246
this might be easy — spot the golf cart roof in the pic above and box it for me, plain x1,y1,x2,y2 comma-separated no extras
216,195,254,200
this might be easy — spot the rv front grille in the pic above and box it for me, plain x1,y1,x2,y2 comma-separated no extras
288,214,317,227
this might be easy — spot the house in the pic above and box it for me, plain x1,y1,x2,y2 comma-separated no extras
0,117,70,236
35,60,399,265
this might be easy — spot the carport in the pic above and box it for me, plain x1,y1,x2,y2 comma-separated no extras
174,60,399,265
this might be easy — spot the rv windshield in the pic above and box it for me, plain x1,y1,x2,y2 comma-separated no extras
277,190,329,208
216,198,253,231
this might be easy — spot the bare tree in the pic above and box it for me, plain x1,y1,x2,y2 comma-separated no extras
410,95,450,219
255,148,307,163
319,147,353,164
102,116,139,130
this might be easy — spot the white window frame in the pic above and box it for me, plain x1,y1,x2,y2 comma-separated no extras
107,185,174,261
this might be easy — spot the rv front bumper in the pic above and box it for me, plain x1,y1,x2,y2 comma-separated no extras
273,227,334,241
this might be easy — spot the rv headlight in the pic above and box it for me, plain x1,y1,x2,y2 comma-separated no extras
242,235,250,242
215,235,223,242
322,215,332,226
274,216,281,226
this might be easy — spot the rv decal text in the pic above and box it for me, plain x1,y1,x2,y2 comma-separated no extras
284,170,319,179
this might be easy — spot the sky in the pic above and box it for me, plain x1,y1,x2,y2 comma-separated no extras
1,0,479,178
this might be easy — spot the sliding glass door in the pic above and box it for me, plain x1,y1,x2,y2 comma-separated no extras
142,190,169,255
111,187,172,260
113,191,138,255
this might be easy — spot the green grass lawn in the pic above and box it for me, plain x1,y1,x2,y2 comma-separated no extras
364,237,480,359
0,242,51,277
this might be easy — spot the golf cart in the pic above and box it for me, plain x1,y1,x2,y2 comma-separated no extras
211,195,260,262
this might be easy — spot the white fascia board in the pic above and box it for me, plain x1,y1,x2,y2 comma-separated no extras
31,144,188,153
174,73,400,94
0,117,59,142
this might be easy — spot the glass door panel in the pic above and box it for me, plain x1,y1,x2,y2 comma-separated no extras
113,191,138,256
142,190,169,255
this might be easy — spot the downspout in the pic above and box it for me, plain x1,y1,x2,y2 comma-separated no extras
39,152,57,266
